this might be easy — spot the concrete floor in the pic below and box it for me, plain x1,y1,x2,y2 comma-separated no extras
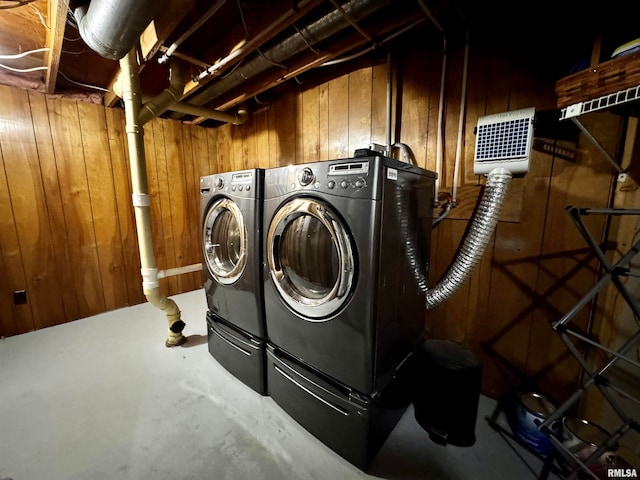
0,289,555,480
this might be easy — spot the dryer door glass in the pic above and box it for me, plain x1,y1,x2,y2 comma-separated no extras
203,198,248,285
267,197,356,320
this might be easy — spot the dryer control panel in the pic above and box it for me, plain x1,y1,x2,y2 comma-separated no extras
269,160,379,200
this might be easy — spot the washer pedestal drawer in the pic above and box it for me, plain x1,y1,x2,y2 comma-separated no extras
206,311,267,395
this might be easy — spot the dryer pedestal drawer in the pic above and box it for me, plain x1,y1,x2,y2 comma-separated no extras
266,343,410,470
206,311,267,395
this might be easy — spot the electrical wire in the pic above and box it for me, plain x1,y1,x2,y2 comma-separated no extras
235,0,287,70
29,3,49,30
0,63,47,72
58,71,110,93
0,47,49,60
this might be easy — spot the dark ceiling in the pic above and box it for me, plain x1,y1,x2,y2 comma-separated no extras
1,0,639,127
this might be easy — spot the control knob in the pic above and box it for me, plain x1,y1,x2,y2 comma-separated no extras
298,167,314,186
340,180,349,189
214,177,224,189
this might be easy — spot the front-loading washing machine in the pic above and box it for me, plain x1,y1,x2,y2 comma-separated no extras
262,153,436,467
200,169,266,394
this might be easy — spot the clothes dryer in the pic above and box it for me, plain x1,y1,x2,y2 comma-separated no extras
263,154,436,395
200,169,266,394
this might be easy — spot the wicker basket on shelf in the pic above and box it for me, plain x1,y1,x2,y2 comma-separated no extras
555,52,640,109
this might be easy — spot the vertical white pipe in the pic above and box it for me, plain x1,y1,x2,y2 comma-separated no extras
120,49,186,347
452,27,470,206
386,45,393,155
417,0,446,203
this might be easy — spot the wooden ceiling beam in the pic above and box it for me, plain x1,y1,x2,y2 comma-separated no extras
45,0,70,94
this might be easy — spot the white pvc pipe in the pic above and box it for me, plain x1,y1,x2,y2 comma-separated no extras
158,263,203,279
417,0,446,204
120,49,186,347
451,27,470,206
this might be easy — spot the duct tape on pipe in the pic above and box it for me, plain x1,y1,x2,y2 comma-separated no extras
132,193,151,207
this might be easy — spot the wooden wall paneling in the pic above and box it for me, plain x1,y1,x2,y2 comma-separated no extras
300,86,320,164
425,219,471,343
348,67,372,156
446,41,522,223
440,36,465,193
192,125,215,289
164,120,194,293
267,103,279,168
253,109,271,168
327,75,349,160
274,89,296,165
476,152,552,398
104,106,144,306
77,101,129,311
153,119,179,295
525,112,618,399
190,123,210,176
230,122,245,171
0,147,31,336
216,123,232,172
294,90,303,164
462,41,490,185
180,123,203,289
27,90,80,323
396,45,429,170
0,88,66,330
46,96,106,318
463,46,534,398
371,61,389,149
204,126,219,175
456,40,504,341
241,117,258,170
143,118,170,294
318,83,329,161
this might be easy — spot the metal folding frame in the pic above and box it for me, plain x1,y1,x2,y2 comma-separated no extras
538,206,640,480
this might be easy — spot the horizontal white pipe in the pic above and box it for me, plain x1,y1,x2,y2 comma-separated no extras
158,263,203,279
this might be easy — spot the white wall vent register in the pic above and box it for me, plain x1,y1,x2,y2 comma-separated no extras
473,107,535,175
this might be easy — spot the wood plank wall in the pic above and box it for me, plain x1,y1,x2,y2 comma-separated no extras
0,85,216,336
0,27,628,410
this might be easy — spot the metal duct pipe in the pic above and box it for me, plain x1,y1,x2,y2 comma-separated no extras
188,0,394,107
119,49,186,347
74,0,169,60
425,168,512,310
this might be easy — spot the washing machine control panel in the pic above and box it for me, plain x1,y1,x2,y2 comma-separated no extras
200,170,259,199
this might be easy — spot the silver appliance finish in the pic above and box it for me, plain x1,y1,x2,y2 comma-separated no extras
263,156,436,394
200,169,265,338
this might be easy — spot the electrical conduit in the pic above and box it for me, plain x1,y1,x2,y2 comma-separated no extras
120,49,186,347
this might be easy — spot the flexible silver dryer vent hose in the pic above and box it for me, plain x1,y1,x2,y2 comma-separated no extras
425,167,512,310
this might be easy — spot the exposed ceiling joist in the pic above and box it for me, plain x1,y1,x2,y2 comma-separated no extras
45,0,69,94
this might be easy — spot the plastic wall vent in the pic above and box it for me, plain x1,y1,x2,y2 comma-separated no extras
473,107,535,175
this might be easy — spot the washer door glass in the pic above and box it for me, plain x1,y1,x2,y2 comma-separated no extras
267,197,356,320
203,198,248,285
